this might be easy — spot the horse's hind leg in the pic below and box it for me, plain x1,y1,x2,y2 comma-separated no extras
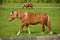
26,24,31,34
41,23,45,34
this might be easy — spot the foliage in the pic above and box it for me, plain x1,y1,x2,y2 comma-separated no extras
1,0,60,3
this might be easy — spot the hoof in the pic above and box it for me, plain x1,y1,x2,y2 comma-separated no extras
50,32,53,34
28,32,31,34
17,31,20,36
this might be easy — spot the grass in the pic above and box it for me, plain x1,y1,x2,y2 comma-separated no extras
0,3,60,38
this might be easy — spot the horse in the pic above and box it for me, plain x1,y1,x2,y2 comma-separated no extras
8,10,53,36
22,3,33,9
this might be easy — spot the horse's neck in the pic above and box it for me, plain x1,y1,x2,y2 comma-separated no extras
17,12,27,20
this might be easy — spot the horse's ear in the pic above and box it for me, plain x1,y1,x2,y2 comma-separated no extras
12,11,14,13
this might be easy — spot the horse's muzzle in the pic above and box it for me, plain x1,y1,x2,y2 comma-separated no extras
8,19,12,21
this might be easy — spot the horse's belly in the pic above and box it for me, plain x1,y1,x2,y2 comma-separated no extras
29,18,40,24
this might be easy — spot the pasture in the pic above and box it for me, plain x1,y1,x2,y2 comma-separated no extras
0,3,60,38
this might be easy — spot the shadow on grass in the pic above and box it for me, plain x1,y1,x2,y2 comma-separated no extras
22,31,40,34
53,32,58,35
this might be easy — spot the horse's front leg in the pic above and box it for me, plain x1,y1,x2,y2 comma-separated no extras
17,24,24,36
26,24,31,34
41,24,45,34
17,21,27,36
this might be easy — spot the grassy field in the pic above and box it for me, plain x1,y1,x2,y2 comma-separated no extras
0,3,60,38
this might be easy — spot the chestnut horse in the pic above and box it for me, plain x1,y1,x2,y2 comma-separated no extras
8,11,53,35
22,3,33,9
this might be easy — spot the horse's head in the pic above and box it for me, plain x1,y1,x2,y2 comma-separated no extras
8,11,17,21
8,10,28,21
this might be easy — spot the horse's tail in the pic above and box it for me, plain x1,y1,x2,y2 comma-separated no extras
47,15,53,34
47,15,51,31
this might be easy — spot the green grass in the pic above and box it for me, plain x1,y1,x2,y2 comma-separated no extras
0,3,60,38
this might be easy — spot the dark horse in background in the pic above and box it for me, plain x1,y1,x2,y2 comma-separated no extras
22,3,33,9
8,10,53,35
